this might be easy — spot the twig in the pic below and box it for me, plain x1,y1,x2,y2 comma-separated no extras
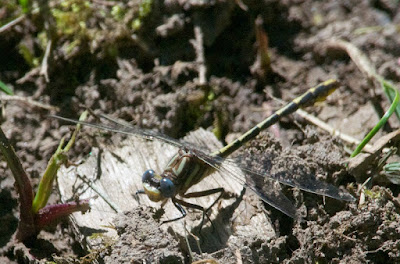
235,248,243,264
77,174,121,213
0,0,62,35
358,177,372,206
323,39,400,157
267,90,374,152
333,229,358,242
235,0,248,11
296,108,374,152
40,39,52,83
91,0,119,6
191,25,207,86
0,15,26,34
383,189,400,209
0,94,59,111
324,39,378,81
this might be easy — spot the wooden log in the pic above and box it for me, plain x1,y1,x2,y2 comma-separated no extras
57,128,276,256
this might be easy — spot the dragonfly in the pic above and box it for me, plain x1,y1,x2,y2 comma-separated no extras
52,79,355,225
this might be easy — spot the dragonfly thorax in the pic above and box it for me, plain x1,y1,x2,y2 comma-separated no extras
163,148,208,194
142,148,208,202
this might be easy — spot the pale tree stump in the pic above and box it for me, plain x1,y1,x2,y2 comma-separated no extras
57,128,276,258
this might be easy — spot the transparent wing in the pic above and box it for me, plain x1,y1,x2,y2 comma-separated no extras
50,114,183,148
193,149,299,218
51,114,214,153
225,155,355,202
193,148,354,218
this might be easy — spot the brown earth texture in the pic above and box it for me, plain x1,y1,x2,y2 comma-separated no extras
1,0,400,263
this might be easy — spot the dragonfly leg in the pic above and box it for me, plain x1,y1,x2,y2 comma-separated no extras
158,188,226,236
162,197,212,225
182,188,225,215
134,189,145,203
161,199,188,224
169,197,215,237
182,188,225,234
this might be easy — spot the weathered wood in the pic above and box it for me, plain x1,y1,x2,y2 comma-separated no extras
57,128,275,251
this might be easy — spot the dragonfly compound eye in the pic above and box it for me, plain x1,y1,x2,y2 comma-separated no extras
160,178,176,198
142,169,165,202
142,169,155,183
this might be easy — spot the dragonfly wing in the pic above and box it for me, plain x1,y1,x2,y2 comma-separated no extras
226,155,355,202
244,171,298,219
195,151,298,218
50,115,183,148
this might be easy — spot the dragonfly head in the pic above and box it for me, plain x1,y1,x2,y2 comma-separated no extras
142,169,176,202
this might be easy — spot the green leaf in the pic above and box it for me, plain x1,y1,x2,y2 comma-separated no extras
18,0,30,14
32,111,88,213
0,80,13,95
382,80,400,121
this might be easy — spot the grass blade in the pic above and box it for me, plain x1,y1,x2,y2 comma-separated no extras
351,81,399,157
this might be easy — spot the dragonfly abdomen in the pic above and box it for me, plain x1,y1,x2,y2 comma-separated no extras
212,79,340,158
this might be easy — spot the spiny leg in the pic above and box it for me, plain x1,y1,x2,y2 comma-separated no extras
182,188,225,234
168,197,213,227
171,197,216,242
134,189,145,203
161,198,188,224
137,188,218,229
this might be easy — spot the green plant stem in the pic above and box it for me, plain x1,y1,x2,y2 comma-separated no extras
382,80,400,121
351,82,399,157
32,110,88,213
32,138,67,213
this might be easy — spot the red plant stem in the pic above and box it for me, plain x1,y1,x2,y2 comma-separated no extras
0,127,35,241
34,199,91,229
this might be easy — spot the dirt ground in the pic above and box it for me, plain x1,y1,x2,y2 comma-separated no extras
1,0,400,263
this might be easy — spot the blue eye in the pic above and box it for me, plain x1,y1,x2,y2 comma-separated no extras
142,169,155,183
160,178,175,198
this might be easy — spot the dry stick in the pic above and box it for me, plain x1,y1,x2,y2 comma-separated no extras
235,249,243,264
191,25,207,86
0,15,26,34
323,40,398,156
0,95,59,111
40,39,52,83
77,174,121,213
266,89,374,152
296,108,374,153
324,39,379,81
324,39,389,206
235,0,249,11
91,0,119,6
0,0,65,35
322,40,396,153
